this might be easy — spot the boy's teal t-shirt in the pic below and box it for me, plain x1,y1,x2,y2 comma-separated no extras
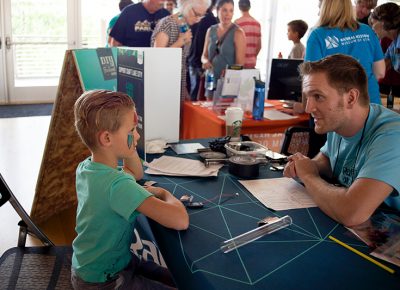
72,157,152,283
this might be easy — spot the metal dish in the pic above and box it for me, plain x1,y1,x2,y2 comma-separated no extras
224,141,268,157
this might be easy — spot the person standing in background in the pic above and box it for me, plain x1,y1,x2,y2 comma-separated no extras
201,0,246,99
369,2,400,98
164,0,177,14
187,0,218,101
370,3,400,74
306,0,385,105
109,0,169,47
354,0,378,25
151,0,210,102
234,0,261,69
287,19,308,59
106,0,133,47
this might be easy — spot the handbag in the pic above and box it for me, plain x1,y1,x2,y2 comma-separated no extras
198,24,238,101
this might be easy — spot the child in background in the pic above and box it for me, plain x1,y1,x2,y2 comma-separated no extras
71,90,188,289
287,20,308,59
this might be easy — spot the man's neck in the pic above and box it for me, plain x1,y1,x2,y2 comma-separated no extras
339,106,370,137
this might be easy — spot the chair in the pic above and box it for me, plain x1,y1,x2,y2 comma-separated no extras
0,173,73,290
281,126,326,158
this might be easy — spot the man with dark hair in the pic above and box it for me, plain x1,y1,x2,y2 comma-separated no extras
284,54,400,226
234,0,261,68
110,0,169,47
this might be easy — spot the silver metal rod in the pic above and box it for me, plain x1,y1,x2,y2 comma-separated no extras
220,215,292,253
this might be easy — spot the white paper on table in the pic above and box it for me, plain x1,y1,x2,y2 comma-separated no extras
263,110,297,120
144,155,223,177
239,177,317,210
169,143,205,154
264,102,275,108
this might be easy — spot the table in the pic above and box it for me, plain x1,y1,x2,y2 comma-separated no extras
181,100,309,139
140,140,400,290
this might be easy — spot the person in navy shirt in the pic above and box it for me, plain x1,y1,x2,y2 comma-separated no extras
110,0,169,47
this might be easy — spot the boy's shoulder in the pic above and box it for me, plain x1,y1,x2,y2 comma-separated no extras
77,157,128,180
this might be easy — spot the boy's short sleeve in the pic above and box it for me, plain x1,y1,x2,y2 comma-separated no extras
109,177,152,221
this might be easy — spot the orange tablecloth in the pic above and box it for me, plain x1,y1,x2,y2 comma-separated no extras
181,100,310,140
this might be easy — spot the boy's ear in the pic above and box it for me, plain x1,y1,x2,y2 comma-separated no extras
98,131,112,147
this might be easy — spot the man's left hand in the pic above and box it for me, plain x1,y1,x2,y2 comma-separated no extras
284,153,319,180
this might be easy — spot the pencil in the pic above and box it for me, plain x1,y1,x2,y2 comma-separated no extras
328,235,395,274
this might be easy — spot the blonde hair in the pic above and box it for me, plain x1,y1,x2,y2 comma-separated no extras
318,0,359,31
74,90,135,151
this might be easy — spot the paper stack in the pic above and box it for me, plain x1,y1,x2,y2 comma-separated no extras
145,155,223,177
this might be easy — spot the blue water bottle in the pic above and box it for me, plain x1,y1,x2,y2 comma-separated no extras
178,14,189,33
179,23,189,33
252,78,266,120
205,69,215,91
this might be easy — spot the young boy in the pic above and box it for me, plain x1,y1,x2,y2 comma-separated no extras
71,90,189,289
287,19,308,59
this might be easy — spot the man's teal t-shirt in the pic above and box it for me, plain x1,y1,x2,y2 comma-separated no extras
321,104,400,210
72,157,152,282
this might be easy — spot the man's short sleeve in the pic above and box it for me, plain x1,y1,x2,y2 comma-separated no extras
358,132,400,195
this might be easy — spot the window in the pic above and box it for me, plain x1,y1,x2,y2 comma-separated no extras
81,0,120,48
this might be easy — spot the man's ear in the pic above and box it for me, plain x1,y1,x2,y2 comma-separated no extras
98,131,112,147
345,88,359,108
